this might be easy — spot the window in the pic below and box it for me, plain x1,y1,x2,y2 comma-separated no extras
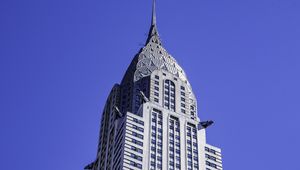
206,161,217,168
169,117,181,167
129,160,142,168
132,131,143,139
181,91,185,96
205,147,216,154
132,138,143,146
151,109,163,167
155,75,159,79
132,125,144,132
164,80,176,111
206,154,217,161
130,153,143,161
131,146,143,154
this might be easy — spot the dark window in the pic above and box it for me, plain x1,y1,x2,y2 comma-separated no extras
164,80,176,111
181,91,185,96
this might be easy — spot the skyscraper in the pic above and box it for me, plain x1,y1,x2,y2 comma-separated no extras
85,1,222,170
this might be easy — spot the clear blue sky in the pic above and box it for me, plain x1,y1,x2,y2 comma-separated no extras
0,0,299,169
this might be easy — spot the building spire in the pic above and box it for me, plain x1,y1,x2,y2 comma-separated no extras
152,0,156,26
146,0,161,45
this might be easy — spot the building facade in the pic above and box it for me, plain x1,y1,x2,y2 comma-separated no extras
85,1,222,170
205,144,223,170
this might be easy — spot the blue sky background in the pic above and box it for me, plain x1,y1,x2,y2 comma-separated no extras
1,0,300,169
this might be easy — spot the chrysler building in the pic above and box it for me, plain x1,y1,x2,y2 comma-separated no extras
85,1,223,170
